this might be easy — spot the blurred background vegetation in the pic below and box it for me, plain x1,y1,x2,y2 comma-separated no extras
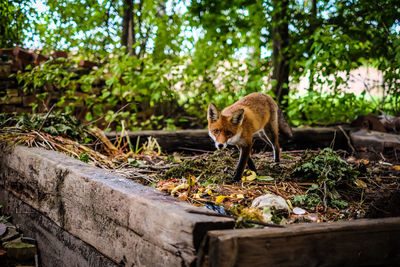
2,0,400,130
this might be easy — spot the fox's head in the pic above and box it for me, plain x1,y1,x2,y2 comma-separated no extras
207,103,245,149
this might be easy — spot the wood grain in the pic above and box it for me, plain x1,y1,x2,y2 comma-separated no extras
205,217,400,267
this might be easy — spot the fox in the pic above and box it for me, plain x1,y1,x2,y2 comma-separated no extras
207,92,293,181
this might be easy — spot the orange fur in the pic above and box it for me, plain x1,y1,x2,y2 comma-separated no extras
207,92,292,181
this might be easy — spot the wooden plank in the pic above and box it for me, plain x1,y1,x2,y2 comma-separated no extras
0,146,234,266
350,129,400,152
206,218,400,267
105,127,347,153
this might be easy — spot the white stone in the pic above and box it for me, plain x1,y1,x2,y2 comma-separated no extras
251,194,290,214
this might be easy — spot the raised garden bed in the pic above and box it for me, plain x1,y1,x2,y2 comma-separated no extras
1,122,400,265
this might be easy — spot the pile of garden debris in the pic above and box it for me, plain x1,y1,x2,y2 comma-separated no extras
1,113,400,228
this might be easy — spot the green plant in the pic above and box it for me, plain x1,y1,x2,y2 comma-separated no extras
0,112,90,143
286,91,376,127
292,148,359,210
16,58,77,93
14,58,78,112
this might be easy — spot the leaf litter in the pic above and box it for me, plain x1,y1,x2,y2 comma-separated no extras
1,113,400,228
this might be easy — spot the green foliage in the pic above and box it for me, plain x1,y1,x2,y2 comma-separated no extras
15,58,77,93
292,148,359,210
79,152,90,163
292,185,322,208
286,91,376,126
6,0,400,128
294,148,359,184
188,0,400,115
0,112,89,143
0,1,35,47
36,0,186,59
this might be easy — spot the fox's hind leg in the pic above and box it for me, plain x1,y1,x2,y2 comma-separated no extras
247,157,257,173
262,120,280,162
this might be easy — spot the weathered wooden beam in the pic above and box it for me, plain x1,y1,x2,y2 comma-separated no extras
205,217,400,267
0,146,234,266
105,127,348,153
0,190,118,267
350,129,400,152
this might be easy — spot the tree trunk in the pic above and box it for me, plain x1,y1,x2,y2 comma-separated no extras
121,0,135,56
271,0,289,107
308,0,318,91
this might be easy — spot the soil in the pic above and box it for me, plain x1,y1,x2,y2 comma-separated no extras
113,148,400,226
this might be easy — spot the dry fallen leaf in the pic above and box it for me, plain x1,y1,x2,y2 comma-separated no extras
177,191,188,201
393,165,400,171
171,183,189,195
215,195,228,204
355,178,367,188
242,170,257,182
357,159,370,165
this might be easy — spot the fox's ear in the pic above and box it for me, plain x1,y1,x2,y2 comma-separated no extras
208,103,220,122
231,109,244,125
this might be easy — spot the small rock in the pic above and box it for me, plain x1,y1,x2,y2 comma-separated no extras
305,213,319,222
251,194,290,215
293,207,306,215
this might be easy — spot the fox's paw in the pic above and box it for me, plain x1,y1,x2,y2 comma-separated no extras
232,172,242,181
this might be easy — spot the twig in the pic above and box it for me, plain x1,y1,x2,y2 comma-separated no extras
32,131,55,151
177,147,213,153
103,103,131,131
38,104,55,132
338,126,356,155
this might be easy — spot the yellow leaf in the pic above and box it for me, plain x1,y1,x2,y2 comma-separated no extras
241,170,257,182
177,191,188,201
357,159,370,165
393,165,400,171
286,199,293,210
236,194,244,199
193,193,201,199
215,195,228,204
171,183,189,195
187,174,196,186
355,178,367,188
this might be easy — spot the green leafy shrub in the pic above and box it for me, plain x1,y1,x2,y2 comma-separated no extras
286,91,376,127
0,112,89,143
291,148,359,210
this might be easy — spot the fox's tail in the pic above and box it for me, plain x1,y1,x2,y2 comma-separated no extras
278,108,293,139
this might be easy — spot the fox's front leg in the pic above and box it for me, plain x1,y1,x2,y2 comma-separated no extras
233,145,252,181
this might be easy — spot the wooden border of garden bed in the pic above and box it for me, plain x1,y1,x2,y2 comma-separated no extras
105,127,349,153
0,146,234,266
202,217,400,266
1,128,400,266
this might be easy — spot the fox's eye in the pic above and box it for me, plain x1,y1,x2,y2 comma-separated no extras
226,131,233,136
213,129,220,134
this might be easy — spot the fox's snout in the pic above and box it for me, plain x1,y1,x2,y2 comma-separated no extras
215,142,227,150
209,131,227,150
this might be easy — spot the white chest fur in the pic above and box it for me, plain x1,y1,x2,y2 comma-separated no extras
227,131,244,146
